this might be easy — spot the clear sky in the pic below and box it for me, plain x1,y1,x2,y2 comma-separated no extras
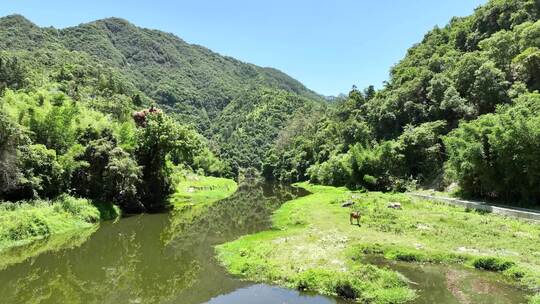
0,0,487,96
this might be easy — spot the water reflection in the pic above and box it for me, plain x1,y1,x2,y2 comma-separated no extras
206,284,342,304
0,182,332,304
364,256,528,304
0,182,529,304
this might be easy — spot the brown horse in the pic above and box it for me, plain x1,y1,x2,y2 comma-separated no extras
350,211,361,226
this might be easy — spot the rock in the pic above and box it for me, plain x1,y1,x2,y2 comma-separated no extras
416,224,431,230
342,200,355,207
456,247,479,253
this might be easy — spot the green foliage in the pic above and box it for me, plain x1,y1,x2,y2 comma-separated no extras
102,147,143,212
135,113,211,210
19,144,63,198
0,14,322,174
212,88,316,175
267,0,540,205
53,194,100,223
472,257,515,272
397,121,446,181
0,195,100,249
445,93,540,203
0,86,224,214
0,55,27,92
0,111,27,197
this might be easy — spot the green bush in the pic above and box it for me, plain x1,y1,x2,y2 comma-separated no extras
444,93,540,204
291,266,415,303
472,257,515,272
0,195,101,249
55,195,100,223
5,212,50,241
529,294,540,304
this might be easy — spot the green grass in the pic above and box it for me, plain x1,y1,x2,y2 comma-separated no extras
169,174,238,210
163,174,238,245
216,182,540,303
0,195,103,251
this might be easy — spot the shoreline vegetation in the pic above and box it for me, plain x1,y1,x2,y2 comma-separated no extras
0,174,238,253
169,174,238,210
163,174,238,246
0,195,110,251
216,183,540,303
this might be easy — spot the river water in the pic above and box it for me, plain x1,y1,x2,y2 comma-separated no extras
0,182,344,304
0,182,528,304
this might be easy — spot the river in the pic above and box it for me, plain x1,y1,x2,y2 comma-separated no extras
0,182,528,304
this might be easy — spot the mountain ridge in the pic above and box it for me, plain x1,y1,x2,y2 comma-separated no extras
0,14,323,174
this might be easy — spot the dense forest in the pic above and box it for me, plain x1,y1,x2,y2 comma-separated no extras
4,1,540,303
0,14,321,214
0,14,322,177
266,0,540,205
3,0,540,212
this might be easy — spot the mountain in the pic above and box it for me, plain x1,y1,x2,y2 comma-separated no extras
267,0,540,204
0,15,322,174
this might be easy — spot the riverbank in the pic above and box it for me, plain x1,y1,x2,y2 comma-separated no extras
0,174,236,253
216,183,540,303
163,174,239,245
169,174,238,210
0,195,106,251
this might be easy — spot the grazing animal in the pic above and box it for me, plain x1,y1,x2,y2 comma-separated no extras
350,211,361,225
387,202,402,210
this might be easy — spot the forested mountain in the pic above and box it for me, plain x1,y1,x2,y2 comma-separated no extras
0,14,321,175
4,0,540,206
268,0,540,205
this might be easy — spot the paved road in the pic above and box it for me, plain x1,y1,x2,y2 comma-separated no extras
409,193,540,221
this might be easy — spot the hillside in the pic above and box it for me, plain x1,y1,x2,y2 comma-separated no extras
0,15,321,174
268,0,540,206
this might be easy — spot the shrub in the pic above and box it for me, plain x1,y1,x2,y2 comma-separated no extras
529,294,540,304
444,93,540,204
5,212,50,241
472,257,515,272
55,195,100,223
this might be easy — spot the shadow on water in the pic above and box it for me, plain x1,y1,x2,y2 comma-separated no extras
0,181,343,304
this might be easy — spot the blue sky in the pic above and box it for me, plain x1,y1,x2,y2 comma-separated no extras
1,0,486,96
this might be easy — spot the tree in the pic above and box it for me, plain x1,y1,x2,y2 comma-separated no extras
72,137,116,200
0,56,27,92
103,147,143,213
397,121,447,182
0,112,27,199
471,61,510,114
135,113,182,210
439,86,475,126
512,47,540,92
19,144,63,198
444,93,540,204
479,30,518,71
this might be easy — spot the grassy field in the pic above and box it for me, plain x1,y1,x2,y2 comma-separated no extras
169,174,238,209
0,195,106,251
216,183,540,303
